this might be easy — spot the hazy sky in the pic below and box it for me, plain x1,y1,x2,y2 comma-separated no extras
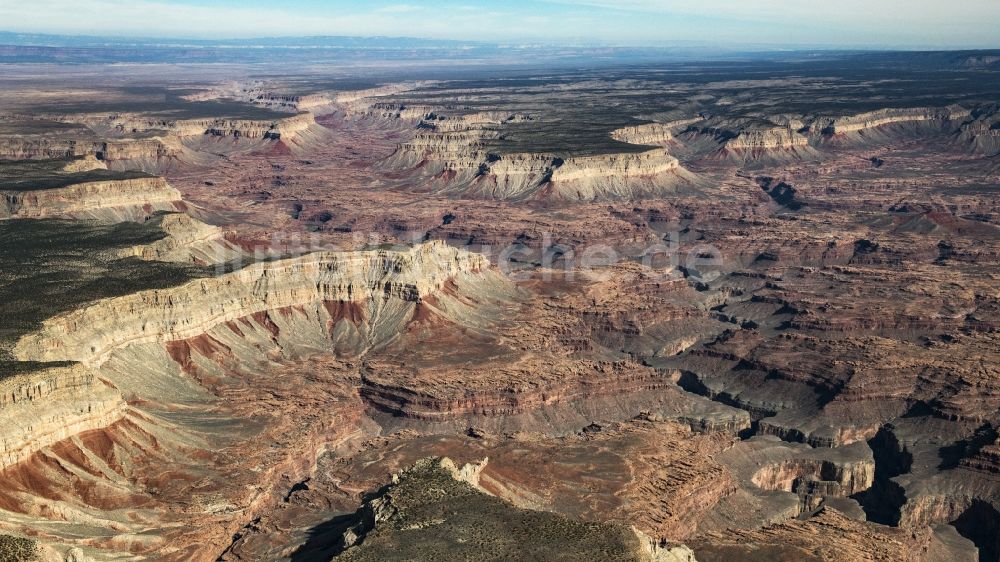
2,0,998,48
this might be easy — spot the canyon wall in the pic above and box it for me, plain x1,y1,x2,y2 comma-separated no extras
117,212,242,263
13,241,491,366
385,130,695,201
547,149,691,200
0,363,126,471
610,119,703,146
0,137,177,163
334,82,437,105
91,112,317,140
0,176,183,220
810,105,971,136
725,126,809,150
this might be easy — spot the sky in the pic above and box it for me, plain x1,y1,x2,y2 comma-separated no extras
1,0,998,49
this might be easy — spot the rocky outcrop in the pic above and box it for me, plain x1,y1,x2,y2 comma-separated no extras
958,106,1000,156
1,176,183,220
0,363,126,471
58,155,105,173
117,213,242,264
635,530,699,562
13,241,490,366
691,507,930,562
715,437,875,519
331,457,673,561
749,445,875,512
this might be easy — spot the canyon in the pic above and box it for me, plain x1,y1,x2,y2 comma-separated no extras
0,49,998,562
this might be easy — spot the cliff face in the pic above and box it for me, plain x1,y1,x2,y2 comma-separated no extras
355,103,437,121
0,137,182,171
180,82,336,112
361,359,677,421
388,130,492,168
97,112,317,141
384,130,695,201
0,112,319,172
0,177,183,220
420,111,532,132
334,82,437,106
810,105,971,137
547,149,691,200
0,363,126,471
691,507,930,562
670,105,973,163
958,107,1000,156
13,241,490,366
725,126,809,150
117,213,242,263
610,119,702,146
553,149,680,182
0,137,165,160
683,123,812,157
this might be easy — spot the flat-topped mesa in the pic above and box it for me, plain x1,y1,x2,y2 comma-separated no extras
750,453,874,505
610,118,704,146
810,105,971,137
334,81,437,105
386,130,694,200
250,92,332,112
725,126,810,151
421,111,532,133
546,149,692,200
101,112,317,141
355,103,438,121
553,149,681,182
0,136,175,162
0,362,126,471
611,123,677,145
0,176,183,220
332,456,676,562
13,241,490,366
690,123,810,152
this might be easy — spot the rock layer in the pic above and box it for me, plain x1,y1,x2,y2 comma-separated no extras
1,176,183,220
14,241,491,366
0,363,126,471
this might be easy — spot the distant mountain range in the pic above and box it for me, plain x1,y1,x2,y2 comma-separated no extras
0,31,489,49
0,31,998,66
